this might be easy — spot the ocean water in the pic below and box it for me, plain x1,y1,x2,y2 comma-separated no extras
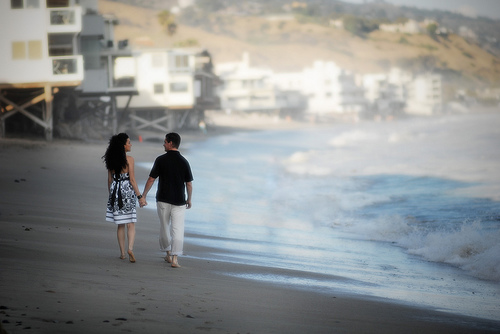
139,112,500,321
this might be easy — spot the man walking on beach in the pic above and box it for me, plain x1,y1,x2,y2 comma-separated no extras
140,133,193,268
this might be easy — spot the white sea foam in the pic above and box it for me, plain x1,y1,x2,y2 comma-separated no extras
344,216,500,281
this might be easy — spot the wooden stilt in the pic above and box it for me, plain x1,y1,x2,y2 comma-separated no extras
0,86,57,141
111,95,117,134
44,84,53,141
178,109,191,128
129,113,170,132
0,89,4,138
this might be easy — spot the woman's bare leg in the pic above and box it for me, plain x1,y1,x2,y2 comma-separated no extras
117,224,126,259
127,223,135,250
127,223,136,262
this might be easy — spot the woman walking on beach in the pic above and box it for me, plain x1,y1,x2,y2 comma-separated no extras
103,133,145,262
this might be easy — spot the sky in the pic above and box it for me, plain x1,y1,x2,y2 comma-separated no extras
342,0,500,20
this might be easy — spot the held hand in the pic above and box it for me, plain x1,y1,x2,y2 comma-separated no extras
139,197,148,208
186,200,192,209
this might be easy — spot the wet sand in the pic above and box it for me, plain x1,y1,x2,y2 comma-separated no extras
1,114,499,333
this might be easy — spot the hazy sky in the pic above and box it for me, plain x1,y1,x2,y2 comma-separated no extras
342,0,500,20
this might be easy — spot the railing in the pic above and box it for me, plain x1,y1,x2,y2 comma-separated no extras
50,55,84,82
47,6,82,33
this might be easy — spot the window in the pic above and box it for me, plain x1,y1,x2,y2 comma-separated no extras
28,40,42,59
175,55,188,68
52,58,77,75
12,42,26,59
154,83,164,94
46,0,70,7
11,0,23,9
48,33,74,56
50,10,75,25
171,54,189,70
26,0,39,8
11,0,39,8
170,82,188,93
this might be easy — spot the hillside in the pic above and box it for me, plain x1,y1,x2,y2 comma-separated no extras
98,0,500,87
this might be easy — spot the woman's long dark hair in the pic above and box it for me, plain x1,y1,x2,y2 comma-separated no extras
102,133,129,176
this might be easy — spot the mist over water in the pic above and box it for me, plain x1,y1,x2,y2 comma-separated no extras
139,111,500,320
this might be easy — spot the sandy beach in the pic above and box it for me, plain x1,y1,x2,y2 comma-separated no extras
1,114,499,333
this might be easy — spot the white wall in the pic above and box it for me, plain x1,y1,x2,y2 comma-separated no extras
0,2,50,83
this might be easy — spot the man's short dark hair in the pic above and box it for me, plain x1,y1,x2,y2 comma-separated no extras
166,132,181,149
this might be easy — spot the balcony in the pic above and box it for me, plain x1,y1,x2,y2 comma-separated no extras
50,55,84,83
47,6,82,33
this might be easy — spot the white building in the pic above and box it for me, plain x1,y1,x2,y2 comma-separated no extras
362,68,411,118
215,53,280,113
0,0,84,139
216,55,365,119
115,48,219,131
300,61,366,118
405,73,442,115
379,19,422,34
362,68,442,117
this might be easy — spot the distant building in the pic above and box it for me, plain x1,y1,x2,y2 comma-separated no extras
379,19,421,34
363,69,442,117
379,19,444,35
216,53,307,118
216,55,365,120
271,71,308,119
362,68,410,118
458,26,478,41
329,19,344,29
405,73,442,115
216,53,281,113
300,61,366,118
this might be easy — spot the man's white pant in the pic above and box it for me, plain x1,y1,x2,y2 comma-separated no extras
157,202,185,256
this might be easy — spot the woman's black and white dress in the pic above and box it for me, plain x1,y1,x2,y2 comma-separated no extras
106,172,137,224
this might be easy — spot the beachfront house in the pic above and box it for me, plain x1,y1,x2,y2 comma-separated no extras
215,53,282,114
361,68,444,118
405,73,443,115
114,48,220,133
362,68,411,119
300,61,366,120
0,0,84,140
216,52,308,119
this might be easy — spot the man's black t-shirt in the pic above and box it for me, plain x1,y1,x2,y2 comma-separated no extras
149,151,193,205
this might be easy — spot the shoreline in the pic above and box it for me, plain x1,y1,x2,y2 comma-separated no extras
1,114,500,333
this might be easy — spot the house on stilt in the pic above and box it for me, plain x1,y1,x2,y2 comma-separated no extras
114,48,220,135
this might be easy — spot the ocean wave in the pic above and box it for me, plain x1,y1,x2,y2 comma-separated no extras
328,130,380,147
347,216,500,282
